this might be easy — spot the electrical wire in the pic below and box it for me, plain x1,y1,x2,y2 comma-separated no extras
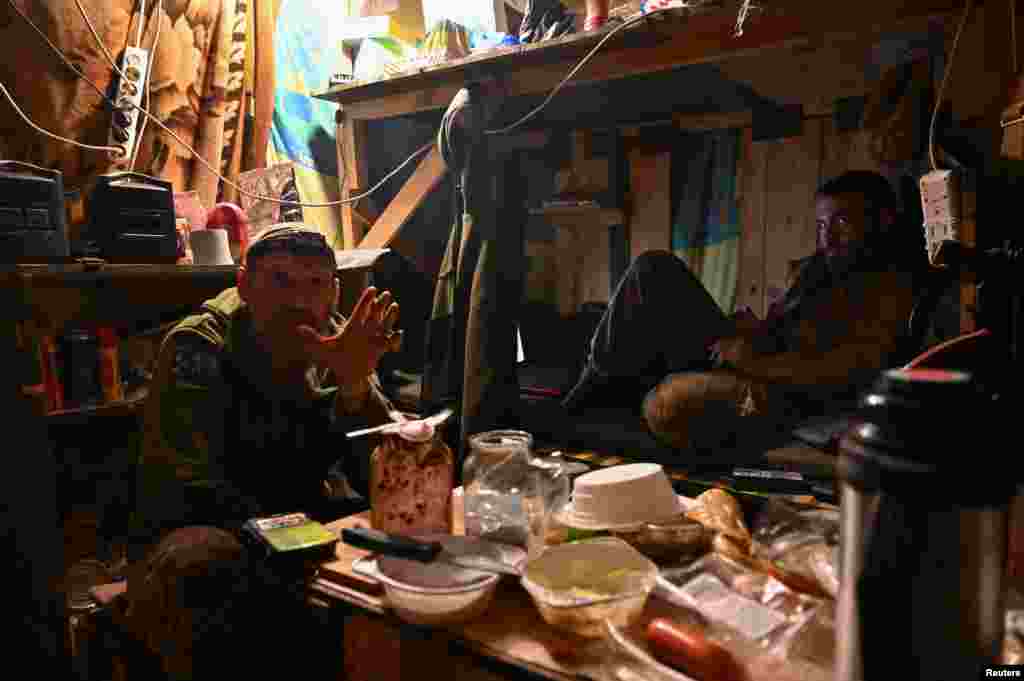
74,0,127,82
6,0,431,205
0,81,125,153
928,0,974,171
137,0,147,48
735,0,756,38
7,0,121,109
0,82,124,154
11,0,681,207
484,11,654,136
129,1,162,172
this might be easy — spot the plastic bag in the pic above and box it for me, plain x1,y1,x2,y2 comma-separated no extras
518,0,576,43
749,500,839,599
1003,610,1024,664
658,553,834,671
686,488,753,560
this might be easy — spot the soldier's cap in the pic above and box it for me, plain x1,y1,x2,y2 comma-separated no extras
245,222,337,266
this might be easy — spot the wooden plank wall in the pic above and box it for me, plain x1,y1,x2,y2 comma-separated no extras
626,117,882,319
627,149,672,263
541,4,1015,322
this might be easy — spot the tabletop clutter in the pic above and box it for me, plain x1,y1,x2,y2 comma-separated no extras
334,397,1024,681
338,417,853,681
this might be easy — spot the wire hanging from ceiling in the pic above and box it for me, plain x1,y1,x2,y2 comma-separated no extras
734,0,758,37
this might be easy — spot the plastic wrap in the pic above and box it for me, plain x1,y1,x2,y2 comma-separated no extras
1003,610,1024,664
686,488,752,558
658,554,834,671
749,501,839,599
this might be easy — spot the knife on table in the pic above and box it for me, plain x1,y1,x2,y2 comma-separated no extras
340,527,522,577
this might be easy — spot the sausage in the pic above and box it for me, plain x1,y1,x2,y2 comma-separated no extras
645,618,749,681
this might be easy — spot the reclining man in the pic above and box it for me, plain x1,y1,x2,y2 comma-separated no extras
562,170,926,454
134,223,402,547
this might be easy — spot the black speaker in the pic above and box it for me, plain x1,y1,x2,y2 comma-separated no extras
87,172,177,263
0,161,69,262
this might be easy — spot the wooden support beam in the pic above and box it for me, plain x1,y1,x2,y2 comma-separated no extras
246,0,275,172
358,147,448,250
337,110,371,251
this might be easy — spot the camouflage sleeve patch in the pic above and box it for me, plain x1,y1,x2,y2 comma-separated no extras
158,334,222,482
171,334,221,388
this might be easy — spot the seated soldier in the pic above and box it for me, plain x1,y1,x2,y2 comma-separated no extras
562,170,926,453
133,223,402,555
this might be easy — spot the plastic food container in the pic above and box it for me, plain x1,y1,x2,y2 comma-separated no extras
371,535,525,627
521,537,658,638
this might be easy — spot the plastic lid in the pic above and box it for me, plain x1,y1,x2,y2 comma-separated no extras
841,368,1015,503
858,368,979,417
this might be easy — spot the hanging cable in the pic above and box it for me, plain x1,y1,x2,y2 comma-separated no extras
10,0,434,206
734,0,757,37
8,0,121,109
137,0,147,48
485,11,652,135
10,0,686,206
928,0,974,171
0,82,124,154
74,0,127,82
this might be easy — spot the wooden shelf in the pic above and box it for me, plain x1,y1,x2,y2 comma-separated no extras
45,387,148,425
1,264,238,333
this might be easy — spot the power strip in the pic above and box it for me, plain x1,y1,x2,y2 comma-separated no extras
919,169,962,266
107,46,149,164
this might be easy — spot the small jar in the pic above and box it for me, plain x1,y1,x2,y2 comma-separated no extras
370,421,455,535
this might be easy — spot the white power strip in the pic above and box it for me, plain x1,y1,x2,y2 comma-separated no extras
107,46,150,164
919,169,962,266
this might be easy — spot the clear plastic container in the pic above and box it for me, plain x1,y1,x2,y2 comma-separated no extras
521,537,658,638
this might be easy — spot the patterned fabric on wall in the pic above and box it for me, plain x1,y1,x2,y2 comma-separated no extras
0,0,230,201
220,0,249,179
269,0,346,242
671,128,743,314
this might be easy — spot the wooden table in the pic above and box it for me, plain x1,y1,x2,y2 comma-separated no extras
314,508,650,681
311,493,832,681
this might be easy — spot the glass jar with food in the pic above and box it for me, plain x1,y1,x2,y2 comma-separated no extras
370,419,455,535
